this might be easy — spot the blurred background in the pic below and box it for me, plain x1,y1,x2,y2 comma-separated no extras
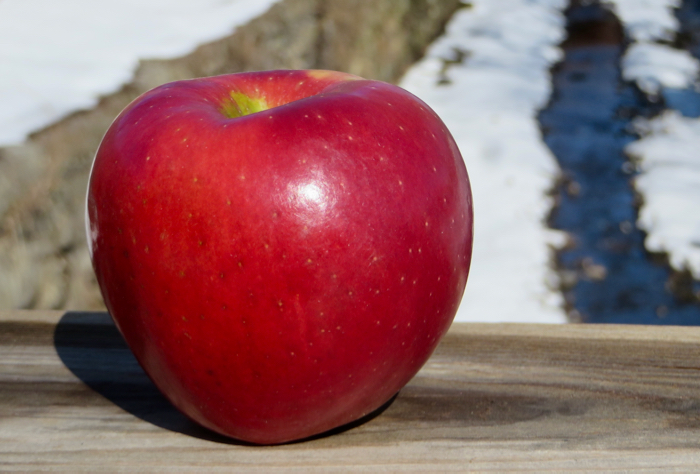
1,0,699,325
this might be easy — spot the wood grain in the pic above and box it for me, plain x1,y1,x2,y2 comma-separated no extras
2,310,700,471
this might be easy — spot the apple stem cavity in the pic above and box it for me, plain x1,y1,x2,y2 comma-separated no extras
221,91,269,118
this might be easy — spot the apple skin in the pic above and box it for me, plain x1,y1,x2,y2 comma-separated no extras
86,69,473,444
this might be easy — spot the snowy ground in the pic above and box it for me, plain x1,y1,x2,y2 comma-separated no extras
400,1,569,323
0,0,279,146
627,111,700,276
1,0,699,322
605,0,700,280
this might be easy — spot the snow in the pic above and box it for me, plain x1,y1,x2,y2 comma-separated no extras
621,42,699,95
606,0,698,95
400,1,569,323
1,0,572,324
627,111,700,277
604,0,681,42
606,0,700,278
0,0,279,146
2,0,699,321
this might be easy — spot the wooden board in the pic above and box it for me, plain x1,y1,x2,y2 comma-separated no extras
2,310,700,471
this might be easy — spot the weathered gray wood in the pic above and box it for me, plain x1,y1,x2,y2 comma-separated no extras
2,310,700,471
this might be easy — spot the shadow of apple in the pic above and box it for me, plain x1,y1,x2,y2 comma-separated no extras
53,311,394,445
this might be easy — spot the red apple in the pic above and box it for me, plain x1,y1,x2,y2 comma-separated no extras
86,69,473,444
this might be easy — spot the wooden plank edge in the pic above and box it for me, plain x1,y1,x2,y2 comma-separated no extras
0,310,111,325
3,310,700,343
448,321,700,343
